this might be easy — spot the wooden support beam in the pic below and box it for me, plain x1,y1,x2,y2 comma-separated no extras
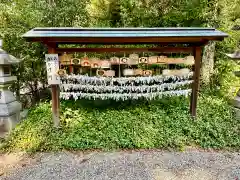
55,47,193,53
190,46,202,118
47,44,60,127
33,36,224,44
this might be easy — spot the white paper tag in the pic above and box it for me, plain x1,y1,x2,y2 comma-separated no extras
45,54,60,85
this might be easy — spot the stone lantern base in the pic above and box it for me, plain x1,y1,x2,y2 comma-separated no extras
0,113,20,133
0,98,21,136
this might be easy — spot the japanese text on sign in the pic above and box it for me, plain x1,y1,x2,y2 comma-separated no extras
45,54,60,85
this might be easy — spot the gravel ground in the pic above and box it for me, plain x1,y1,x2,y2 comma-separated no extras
0,150,240,180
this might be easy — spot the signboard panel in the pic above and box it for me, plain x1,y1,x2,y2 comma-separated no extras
45,54,60,85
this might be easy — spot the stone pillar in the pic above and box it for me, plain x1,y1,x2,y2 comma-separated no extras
0,41,22,135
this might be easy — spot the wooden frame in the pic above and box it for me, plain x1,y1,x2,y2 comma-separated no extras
23,27,228,126
56,47,194,53
47,44,60,127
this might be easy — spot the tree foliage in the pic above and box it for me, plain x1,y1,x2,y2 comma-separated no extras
0,0,239,106
0,0,89,106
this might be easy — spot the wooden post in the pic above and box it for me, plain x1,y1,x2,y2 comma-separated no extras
190,46,202,118
48,44,60,127
69,65,73,74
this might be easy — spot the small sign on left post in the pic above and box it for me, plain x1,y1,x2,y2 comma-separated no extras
45,54,60,85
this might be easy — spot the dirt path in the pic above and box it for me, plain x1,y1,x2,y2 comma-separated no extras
0,150,240,180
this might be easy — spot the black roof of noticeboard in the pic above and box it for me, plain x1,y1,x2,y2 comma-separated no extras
23,27,228,43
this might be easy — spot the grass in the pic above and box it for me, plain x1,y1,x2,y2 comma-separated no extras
1,92,240,152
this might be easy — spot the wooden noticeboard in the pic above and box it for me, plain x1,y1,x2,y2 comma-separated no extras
22,27,228,126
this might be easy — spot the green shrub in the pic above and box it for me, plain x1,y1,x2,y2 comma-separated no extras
2,93,239,152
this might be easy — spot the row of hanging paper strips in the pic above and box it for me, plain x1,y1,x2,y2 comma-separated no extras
59,53,194,101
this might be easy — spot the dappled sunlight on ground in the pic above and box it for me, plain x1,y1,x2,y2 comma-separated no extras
0,152,33,176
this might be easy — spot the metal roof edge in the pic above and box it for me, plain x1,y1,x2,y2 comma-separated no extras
31,27,216,32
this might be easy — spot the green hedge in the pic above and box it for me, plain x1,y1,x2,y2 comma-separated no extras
2,93,239,152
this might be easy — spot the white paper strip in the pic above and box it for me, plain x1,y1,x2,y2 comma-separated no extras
60,89,192,101
61,72,193,85
60,80,193,93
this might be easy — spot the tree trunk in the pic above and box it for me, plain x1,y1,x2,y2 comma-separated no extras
201,41,216,85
